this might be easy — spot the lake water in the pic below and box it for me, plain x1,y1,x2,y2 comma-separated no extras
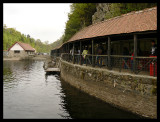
3,60,144,119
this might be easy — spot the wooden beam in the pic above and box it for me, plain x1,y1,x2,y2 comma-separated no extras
45,68,60,72
108,36,111,69
73,43,75,64
68,43,70,61
133,34,137,73
80,41,82,65
92,39,95,67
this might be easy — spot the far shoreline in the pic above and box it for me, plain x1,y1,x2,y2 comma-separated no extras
3,55,50,61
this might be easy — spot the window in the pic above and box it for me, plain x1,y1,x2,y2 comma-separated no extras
14,50,20,53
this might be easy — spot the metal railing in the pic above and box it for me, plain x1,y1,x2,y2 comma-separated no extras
58,53,157,77
135,56,157,76
110,55,136,73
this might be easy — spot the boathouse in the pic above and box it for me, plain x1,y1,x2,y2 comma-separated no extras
51,6,157,77
7,42,36,58
51,7,157,118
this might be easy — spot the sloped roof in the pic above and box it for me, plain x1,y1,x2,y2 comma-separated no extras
51,44,63,50
8,42,35,51
67,6,157,43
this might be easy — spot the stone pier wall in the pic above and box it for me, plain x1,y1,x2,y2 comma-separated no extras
59,59,157,119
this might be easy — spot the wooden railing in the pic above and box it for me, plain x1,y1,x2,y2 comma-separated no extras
52,53,157,77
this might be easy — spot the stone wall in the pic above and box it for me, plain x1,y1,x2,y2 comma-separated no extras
8,50,28,59
60,59,157,119
3,51,9,57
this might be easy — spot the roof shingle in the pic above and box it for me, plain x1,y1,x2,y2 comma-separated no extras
17,42,35,51
67,6,157,43
8,42,35,51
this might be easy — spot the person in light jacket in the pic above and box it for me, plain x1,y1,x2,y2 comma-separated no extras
82,47,88,64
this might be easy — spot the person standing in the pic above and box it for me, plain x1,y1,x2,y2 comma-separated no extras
77,47,80,64
96,44,104,67
151,40,157,56
150,40,157,76
70,47,74,62
130,50,134,71
82,47,88,65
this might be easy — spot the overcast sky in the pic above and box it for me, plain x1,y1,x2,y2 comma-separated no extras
3,3,71,44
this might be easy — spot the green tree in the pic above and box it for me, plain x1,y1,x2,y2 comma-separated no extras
3,25,54,53
63,3,96,43
105,3,157,19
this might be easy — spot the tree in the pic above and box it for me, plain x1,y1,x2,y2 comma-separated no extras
62,3,96,43
105,3,157,19
44,40,49,45
27,34,30,38
3,26,54,53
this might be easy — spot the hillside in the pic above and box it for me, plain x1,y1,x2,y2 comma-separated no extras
3,25,54,53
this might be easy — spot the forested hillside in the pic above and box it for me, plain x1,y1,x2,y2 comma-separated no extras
62,3,97,43
3,25,52,53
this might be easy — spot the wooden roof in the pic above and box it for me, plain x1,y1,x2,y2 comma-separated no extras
8,42,35,51
67,6,157,43
51,44,63,50
51,7,157,51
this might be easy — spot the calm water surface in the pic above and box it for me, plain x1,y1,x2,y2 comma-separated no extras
3,60,144,119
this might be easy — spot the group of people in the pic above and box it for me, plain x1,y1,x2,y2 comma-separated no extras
69,44,104,66
69,40,157,69
123,40,157,70
81,44,105,66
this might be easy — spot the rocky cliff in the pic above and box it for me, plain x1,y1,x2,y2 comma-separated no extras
92,3,112,24
92,3,157,24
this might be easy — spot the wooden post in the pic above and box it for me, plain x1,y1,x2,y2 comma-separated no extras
66,44,67,53
120,41,122,55
73,43,75,64
105,41,108,66
108,36,111,69
56,50,57,57
68,43,70,61
133,34,137,73
92,39,95,67
61,46,63,54
119,41,122,72
80,41,82,65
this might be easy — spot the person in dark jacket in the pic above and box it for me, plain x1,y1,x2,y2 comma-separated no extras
96,44,104,67
151,40,157,56
130,49,134,71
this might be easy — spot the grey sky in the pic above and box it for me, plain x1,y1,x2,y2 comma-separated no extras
3,3,71,44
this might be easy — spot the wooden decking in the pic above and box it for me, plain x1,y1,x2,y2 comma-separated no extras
45,68,60,72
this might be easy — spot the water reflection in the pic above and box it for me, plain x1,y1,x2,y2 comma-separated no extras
3,60,145,119
58,79,145,119
3,63,16,90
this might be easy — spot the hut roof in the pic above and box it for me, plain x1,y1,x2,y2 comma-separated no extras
51,44,63,50
8,42,35,51
67,6,157,43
